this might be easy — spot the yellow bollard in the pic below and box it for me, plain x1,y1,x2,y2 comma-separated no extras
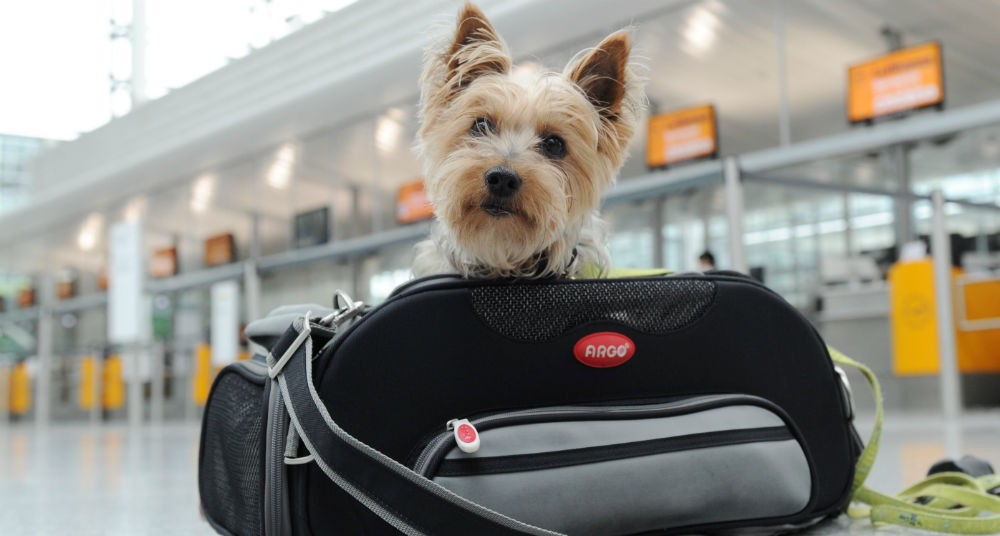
10,361,31,415
193,343,213,406
79,355,97,410
0,363,9,413
102,355,125,410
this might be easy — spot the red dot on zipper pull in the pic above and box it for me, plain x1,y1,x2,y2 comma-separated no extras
452,419,480,453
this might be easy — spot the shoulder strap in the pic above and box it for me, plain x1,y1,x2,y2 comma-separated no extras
830,347,1000,534
268,314,562,536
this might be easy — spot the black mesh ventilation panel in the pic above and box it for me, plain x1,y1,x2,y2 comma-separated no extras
471,279,717,342
200,371,267,536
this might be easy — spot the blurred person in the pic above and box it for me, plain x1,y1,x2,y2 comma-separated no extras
698,250,716,272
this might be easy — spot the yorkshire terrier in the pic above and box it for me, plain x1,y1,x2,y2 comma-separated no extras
412,3,643,279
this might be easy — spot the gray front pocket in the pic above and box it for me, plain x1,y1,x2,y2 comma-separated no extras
414,395,813,536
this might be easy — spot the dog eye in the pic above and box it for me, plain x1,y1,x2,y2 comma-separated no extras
470,117,495,136
539,134,566,159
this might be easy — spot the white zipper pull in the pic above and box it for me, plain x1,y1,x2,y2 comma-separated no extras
447,418,480,453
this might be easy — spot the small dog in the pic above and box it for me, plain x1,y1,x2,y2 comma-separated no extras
412,2,643,279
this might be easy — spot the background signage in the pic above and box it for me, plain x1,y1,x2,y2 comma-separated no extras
848,42,944,123
150,246,178,278
396,178,434,224
646,104,718,168
204,233,236,267
293,206,330,248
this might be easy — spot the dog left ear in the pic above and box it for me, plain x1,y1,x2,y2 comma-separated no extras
568,31,632,120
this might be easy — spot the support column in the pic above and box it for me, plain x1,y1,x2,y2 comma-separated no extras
930,189,962,458
34,275,54,428
130,0,147,107
879,26,914,247
774,0,791,146
651,198,665,269
127,341,143,428
149,340,164,424
891,144,914,245
724,157,748,273
245,212,262,322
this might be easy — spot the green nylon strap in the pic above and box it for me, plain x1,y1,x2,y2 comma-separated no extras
828,346,883,495
829,346,1000,534
576,265,672,279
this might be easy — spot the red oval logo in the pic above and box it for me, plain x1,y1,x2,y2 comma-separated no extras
573,332,636,368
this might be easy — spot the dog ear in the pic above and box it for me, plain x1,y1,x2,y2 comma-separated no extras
445,3,510,89
565,30,642,168
568,31,632,119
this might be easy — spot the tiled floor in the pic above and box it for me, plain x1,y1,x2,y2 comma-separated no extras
2,411,998,535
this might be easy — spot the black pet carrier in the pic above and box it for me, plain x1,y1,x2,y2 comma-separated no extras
199,273,862,535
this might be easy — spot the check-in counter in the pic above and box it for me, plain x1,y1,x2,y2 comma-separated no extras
817,261,1000,412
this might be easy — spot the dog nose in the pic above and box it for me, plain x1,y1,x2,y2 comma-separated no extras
484,167,522,198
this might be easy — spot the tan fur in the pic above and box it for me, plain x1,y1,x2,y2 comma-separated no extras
413,3,643,279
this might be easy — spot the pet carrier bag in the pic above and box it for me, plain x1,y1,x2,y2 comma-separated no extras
198,273,865,535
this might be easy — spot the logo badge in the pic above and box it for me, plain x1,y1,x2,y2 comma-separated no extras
573,332,636,368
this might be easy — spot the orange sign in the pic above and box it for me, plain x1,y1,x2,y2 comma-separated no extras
97,266,109,291
848,42,943,123
204,233,235,267
151,247,178,278
56,280,76,300
646,104,717,168
396,178,434,224
18,287,35,308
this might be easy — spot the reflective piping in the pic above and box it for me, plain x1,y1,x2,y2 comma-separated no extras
284,454,315,465
267,315,311,378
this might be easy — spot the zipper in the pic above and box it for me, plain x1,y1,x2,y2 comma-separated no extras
435,426,792,477
412,394,783,476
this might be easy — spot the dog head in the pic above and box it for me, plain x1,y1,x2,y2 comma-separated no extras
417,3,642,278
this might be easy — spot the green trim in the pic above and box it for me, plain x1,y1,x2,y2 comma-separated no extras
576,265,672,279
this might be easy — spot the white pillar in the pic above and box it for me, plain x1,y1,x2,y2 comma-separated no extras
724,157,748,273
130,0,148,106
930,189,963,458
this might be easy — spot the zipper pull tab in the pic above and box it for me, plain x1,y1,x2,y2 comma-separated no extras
447,418,480,453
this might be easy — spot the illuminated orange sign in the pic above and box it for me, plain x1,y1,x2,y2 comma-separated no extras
18,287,36,308
204,233,235,267
646,104,717,168
150,247,178,278
848,42,943,123
396,178,434,224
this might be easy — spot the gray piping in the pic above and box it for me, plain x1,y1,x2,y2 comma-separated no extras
275,325,563,536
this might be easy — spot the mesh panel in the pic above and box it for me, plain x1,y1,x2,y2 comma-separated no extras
200,371,266,536
471,279,716,342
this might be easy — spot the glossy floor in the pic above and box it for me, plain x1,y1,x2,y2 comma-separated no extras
1,412,998,535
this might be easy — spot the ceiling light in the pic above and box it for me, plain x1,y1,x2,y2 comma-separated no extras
512,61,541,82
77,213,104,251
267,144,296,189
376,114,403,153
681,5,721,57
191,174,215,213
124,196,147,222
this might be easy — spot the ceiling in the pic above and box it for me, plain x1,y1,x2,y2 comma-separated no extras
6,0,1000,277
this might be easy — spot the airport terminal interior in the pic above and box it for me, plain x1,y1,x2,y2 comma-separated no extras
2,0,1000,534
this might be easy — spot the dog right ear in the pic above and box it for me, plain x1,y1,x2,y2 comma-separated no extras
442,3,510,90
